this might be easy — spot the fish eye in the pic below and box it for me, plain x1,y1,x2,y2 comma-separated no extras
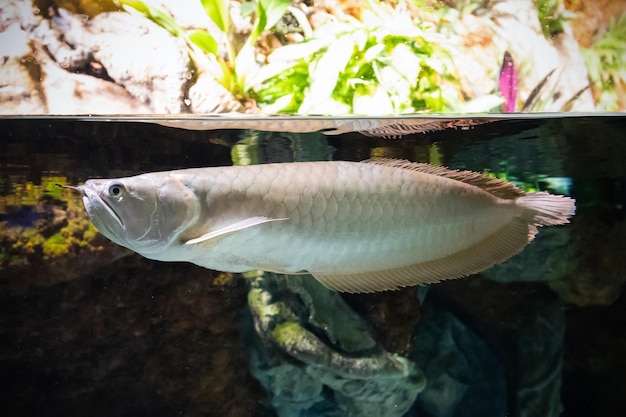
108,183,125,198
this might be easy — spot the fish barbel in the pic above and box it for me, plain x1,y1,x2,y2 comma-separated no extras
75,159,575,293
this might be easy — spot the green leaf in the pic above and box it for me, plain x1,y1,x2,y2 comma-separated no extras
250,0,290,45
299,35,355,113
120,0,185,37
201,0,229,33
235,43,260,91
216,57,235,91
120,0,150,15
240,1,256,17
246,59,296,89
259,0,290,31
259,93,294,113
252,1,268,43
268,39,327,62
189,30,219,55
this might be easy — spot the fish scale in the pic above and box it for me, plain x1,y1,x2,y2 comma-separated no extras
190,162,513,271
74,159,575,293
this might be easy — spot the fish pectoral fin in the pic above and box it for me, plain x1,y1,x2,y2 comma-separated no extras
184,216,288,245
312,218,533,293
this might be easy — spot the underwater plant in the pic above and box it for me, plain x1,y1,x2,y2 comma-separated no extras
0,178,100,274
120,0,502,114
250,0,502,113
534,0,574,39
120,0,290,98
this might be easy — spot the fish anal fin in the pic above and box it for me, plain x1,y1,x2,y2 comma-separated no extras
184,216,288,245
312,218,532,293
362,158,525,200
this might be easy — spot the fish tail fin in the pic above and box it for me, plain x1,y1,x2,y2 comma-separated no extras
517,192,576,228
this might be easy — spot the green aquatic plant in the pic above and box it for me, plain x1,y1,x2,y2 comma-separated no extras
0,176,67,210
120,0,289,96
231,133,261,166
3,217,95,264
120,0,501,114
582,13,626,111
482,160,572,195
43,232,68,258
534,0,574,38
0,181,100,273
250,0,502,114
0,227,43,268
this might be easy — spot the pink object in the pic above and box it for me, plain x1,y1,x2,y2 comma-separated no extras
499,51,518,113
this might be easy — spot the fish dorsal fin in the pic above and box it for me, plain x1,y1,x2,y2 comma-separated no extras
362,158,525,200
184,216,288,245
312,218,535,293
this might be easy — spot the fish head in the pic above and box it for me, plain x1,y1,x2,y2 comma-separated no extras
77,174,200,255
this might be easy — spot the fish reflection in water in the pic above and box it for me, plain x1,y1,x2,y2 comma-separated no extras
70,158,575,293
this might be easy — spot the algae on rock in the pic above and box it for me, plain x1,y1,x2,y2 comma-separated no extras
247,272,426,417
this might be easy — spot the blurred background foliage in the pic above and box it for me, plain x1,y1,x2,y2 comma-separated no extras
581,13,626,111
36,0,626,112
120,0,506,113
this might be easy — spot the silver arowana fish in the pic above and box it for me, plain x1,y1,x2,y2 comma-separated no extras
74,159,575,293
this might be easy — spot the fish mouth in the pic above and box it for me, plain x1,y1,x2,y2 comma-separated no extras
82,187,124,229
61,183,124,229
74,184,129,249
